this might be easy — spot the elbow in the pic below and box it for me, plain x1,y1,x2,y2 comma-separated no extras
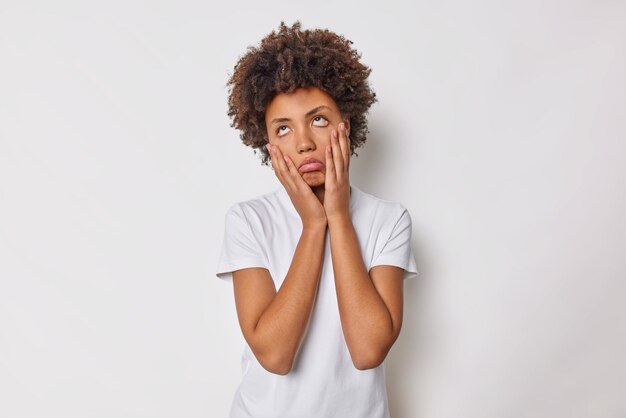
354,328,401,370
352,349,386,371
352,337,398,370
353,357,384,371
248,331,295,375
257,352,294,375
263,361,292,376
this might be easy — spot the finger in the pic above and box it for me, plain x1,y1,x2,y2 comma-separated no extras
272,144,300,190
281,150,318,195
331,128,344,180
325,141,336,185
268,144,294,190
282,153,308,188
266,144,275,170
339,123,350,169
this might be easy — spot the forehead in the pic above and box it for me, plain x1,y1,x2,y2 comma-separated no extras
265,87,340,118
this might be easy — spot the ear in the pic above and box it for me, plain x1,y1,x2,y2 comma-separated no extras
343,117,351,136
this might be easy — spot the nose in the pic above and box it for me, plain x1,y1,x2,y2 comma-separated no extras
296,129,316,154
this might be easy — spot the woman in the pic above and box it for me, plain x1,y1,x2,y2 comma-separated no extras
216,21,419,418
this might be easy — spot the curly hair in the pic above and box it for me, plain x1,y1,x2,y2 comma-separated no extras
226,20,378,166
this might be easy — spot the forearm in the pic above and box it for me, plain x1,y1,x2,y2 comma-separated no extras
328,215,394,369
254,223,327,373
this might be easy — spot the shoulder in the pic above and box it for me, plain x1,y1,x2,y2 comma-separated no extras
352,185,409,219
223,187,292,238
225,187,283,217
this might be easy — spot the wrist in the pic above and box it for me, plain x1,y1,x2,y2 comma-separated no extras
302,219,328,231
326,213,352,228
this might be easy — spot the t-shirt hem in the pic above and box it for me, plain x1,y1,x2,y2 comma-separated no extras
216,258,270,281
369,256,419,280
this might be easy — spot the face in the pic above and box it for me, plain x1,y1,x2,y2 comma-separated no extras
265,86,350,188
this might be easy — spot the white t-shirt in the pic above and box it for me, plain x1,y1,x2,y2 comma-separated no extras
216,184,419,418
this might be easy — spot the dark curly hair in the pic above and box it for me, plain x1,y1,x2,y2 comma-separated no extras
226,20,378,166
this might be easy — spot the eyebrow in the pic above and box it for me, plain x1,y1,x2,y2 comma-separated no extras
269,105,333,126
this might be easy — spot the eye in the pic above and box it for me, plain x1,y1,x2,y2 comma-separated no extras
276,125,290,137
312,115,328,127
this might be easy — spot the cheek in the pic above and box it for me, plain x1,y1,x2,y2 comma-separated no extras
283,151,298,164
317,130,332,147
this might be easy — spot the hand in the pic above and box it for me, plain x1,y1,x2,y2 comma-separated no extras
266,143,327,229
323,122,351,222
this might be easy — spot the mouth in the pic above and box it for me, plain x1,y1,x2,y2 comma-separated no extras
298,158,325,173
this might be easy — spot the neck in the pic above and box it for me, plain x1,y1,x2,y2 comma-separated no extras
311,185,351,205
312,185,325,205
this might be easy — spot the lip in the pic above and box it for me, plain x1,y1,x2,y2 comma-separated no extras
298,157,325,173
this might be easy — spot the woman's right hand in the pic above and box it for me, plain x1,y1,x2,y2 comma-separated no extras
266,143,327,229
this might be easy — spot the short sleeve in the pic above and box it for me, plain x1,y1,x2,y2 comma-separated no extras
215,203,269,282
370,207,419,280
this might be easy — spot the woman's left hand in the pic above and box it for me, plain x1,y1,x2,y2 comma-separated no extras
323,122,351,222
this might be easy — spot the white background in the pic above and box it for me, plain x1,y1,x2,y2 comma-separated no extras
1,1,625,417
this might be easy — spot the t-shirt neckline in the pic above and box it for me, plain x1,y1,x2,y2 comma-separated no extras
276,184,359,215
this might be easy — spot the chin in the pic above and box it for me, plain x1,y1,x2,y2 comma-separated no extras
302,171,325,187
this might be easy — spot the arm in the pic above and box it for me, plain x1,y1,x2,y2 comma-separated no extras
323,122,404,370
328,216,404,370
233,222,327,375
233,140,329,375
